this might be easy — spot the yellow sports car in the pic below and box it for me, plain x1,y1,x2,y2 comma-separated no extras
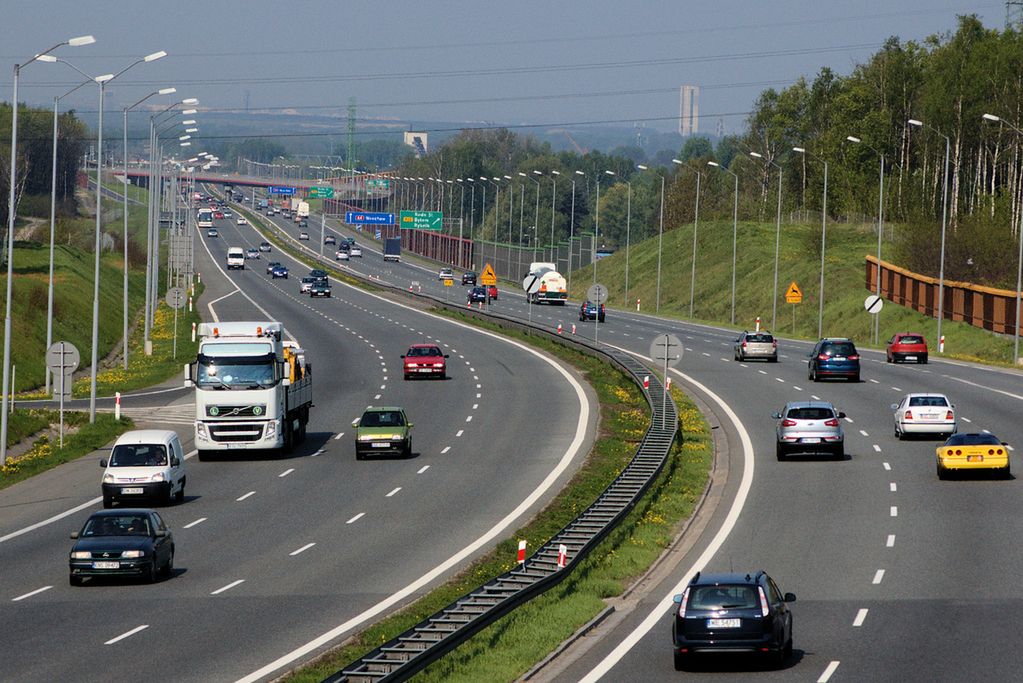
936,432,1010,479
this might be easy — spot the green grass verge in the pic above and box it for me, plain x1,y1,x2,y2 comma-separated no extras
279,311,712,682
6,409,54,448
575,219,1017,366
0,411,134,489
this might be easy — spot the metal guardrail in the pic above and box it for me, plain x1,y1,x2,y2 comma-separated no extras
220,191,679,682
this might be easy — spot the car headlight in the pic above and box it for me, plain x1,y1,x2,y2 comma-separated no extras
121,550,144,558
196,422,208,438
150,473,165,483
71,551,91,559
103,473,115,483
358,434,375,442
265,419,277,437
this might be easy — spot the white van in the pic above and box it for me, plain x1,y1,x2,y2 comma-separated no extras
227,247,245,269
100,430,187,507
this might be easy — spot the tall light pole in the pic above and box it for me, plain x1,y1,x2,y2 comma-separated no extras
708,161,739,325
750,152,783,332
479,176,488,245
456,179,465,240
672,159,702,319
792,146,828,338
467,178,476,246
638,165,664,312
844,136,885,344
1,35,95,465
982,113,1023,364
549,170,560,264
531,170,542,262
569,170,584,296
595,170,615,287
908,118,950,353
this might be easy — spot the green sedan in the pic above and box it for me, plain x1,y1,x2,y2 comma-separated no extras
353,407,413,460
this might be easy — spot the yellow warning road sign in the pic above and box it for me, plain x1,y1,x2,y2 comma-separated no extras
480,263,497,286
785,281,803,304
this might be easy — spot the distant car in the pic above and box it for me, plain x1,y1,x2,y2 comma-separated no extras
335,249,350,261
258,241,271,252
266,260,281,274
298,219,308,228
461,271,477,285
213,211,224,219
299,277,315,293
353,407,413,460
100,430,186,508
308,281,331,298
324,234,336,245
309,269,328,282
734,331,777,362
245,248,260,260
206,228,219,238
579,300,605,322
271,264,289,279
68,509,174,585
887,332,928,364
467,286,487,304
298,232,309,241
487,284,498,300
936,432,1010,479
672,570,795,669
773,400,845,459
236,217,247,225
439,267,454,281
223,210,233,218
282,211,291,219
893,393,955,440
807,338,860,382
402,343,449,380
349,244,362,257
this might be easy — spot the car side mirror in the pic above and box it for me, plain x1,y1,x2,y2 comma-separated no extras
771,412,781,419
70,531,79,539
1002,442,1010,447
408,423,414,429
444,354,450,358
100,458,107,468
891,404,899,410
672,594,683,604
183,363,194,388
352,418,360,428
783,592,796,602
400,355,405,359
155,529,167,538
838,412,846,419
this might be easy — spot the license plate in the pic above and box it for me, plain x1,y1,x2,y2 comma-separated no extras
968,455,983,462
801,438,821,444
372,442,390,448
93,561,119,569
121,487,144,495
418,369,434,373
905,355,917,361
833,356,846,360
923,413,940,420
707,618,741,628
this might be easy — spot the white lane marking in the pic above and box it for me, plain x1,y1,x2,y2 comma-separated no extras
702,352,711,357
386,487,402,498
739,363,747,367
380,385,386,390
872,569,885,584
334,432,345,440
869,378,880,384
12,585,52,602
0,495,100,543
465,415,473,422
472,403,479,410
441,446,451,454
1009,445,1015,451
961,417,972,423
374,394,382,400
236,491,256,502
890,506,898,517
476,393,481,399
844,417,854,423
211,580,245,595
473,375,480,380
206,290,239,322
312,448,324,457
417,465,430,474
982,428,991,434
346,513,365,524
886,534,896,547
853,608,869,627
720,357,729,362
793,386,803,391
873,444,882,452
892,386,901,391
883,462,891,470
576,345,755,683
890,482,897,492
456,429,464,437
476,383,482,388
818,661,841,683
183,517,207,529
811,395,821,400
290,543,316,556
860,429,869,437
758,370,768,375
279,468,295,478
105,624,149,645
775,377,785,383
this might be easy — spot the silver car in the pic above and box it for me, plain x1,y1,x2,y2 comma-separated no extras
735,331,777,362
772,401,845,459
892,393,956,440
299,277,315,293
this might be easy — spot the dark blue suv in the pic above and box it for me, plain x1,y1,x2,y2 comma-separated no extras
672,570,795,669
808,338,860,382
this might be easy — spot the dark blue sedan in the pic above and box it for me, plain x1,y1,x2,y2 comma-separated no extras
69,509,174,585
271,264,289,279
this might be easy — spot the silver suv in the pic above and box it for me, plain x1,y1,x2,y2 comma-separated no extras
734,330,778,362
772,401,845,460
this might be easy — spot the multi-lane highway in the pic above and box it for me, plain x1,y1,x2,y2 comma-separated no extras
0,202,597,682
249,196,1023,682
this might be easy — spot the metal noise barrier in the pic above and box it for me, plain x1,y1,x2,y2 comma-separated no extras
218,190,679,682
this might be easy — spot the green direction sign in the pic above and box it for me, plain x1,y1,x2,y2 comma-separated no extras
399,210,443,231
308,186,334,199
366,179,390,189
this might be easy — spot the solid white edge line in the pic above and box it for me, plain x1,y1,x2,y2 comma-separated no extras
104,624,149,645
818,660,841,682
0,496,102,543
211,579,245,595
206,289,239,323
577,343,754,683
183,517,207,529
11,585,52,602
289,543,316,556
853,608,868,626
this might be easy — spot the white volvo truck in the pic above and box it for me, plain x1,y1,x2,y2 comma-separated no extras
185,322,312,460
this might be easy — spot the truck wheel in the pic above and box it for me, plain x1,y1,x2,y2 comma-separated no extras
197,450,210,462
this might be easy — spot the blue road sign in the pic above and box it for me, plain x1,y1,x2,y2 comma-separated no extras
269,186,296,195
345,211,396,225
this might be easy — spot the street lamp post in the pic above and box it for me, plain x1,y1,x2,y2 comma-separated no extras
595,170,615,288
638,165,665,312
708,161,739,325
908,118,950,354
549,170,560,265
750,152,783,332
531,171,542,262
569,170,584,296
845,136,885,344
672,159,702,319
792,147,828,338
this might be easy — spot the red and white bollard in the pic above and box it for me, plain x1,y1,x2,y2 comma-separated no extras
636,298,641,312
478,301,484,310
557,544,568,569
643,375,650,389
571,324,576,334
197,272,202,284
191,322,197,342
665,377,672,390
115,392,121,421
939,335,945,353
517,540,527,565
755,316,761,332
188,296,193,312
557,323,563,335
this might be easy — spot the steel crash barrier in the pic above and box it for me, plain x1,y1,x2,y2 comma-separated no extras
219,191,680,682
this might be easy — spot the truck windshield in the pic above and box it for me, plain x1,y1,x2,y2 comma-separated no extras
197,354,276,390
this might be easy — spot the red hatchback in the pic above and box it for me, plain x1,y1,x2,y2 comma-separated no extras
402,344,448,380
887,332,928,364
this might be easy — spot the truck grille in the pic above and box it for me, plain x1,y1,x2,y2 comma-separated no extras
205,404,267,418
208,423,264,442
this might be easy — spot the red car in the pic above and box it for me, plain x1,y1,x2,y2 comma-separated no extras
402,343,448,380
886,332,928,364
213,211,224,220
487,285,498,300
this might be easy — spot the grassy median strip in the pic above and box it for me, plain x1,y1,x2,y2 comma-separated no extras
281,312,712,682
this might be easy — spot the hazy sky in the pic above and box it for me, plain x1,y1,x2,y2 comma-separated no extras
2,0,1005,136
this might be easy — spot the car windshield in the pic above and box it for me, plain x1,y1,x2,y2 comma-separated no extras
361,411,405,428
689,585,758,610
946,433,1001,446
110,444,167,467
197,354,276,389
747,333,774,343
786,407,835,420
822,342,856,356
301,277,314,284
408,346,442,357
909,396,949,407
82,514,151,537
899,335,925,344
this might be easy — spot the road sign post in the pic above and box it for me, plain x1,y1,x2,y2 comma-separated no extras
480,263,497,287
166,287,186,360
587,283,608,343
785,281,803,335
649,333,683,431
46,341,80,448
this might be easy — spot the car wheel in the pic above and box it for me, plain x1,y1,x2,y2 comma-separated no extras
175,481,185,504
808,366,817,382
102,495,113,509
355,451,365,461
162,549,174,579
673,652,687,672
1000,464,1011,480
146,561,158,584
832,443,845,460
69,574,83,587
852,373,860,383
920,354,928,364
404,438,413,459
784,635,793,659
936,461,947,480
895,425,904,440
776,443,787,461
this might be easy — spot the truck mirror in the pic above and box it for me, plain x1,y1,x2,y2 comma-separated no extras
183,363,194,387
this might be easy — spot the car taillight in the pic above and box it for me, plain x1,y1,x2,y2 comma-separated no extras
848,354,860,361
781,419,797,427
904,411,913,420
758,586,770,617
997,448,1004,455
817,354,828,360
988,449,995,455
741,342,747,348
772,341,778,348
678,588,690,617
824,418,839,427
946,411,954,420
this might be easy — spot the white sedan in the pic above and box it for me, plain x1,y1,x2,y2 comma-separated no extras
350,245,362,257
335,249,350,261
892,393,956,440
236,217,247,225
